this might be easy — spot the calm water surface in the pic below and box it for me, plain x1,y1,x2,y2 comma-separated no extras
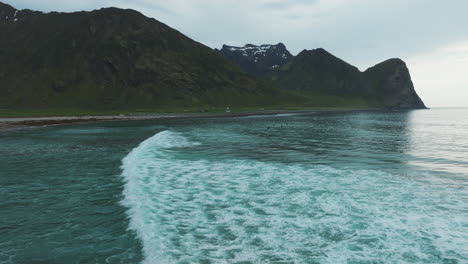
0,108,467,263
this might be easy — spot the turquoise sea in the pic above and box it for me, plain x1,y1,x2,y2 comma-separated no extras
0,108,467,263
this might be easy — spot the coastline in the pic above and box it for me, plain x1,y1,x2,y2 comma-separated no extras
0,108,381,131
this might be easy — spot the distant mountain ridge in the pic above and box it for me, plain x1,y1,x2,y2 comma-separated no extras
221,45,426,109
218,43,293,77
269,48,426,109
0,1,427,113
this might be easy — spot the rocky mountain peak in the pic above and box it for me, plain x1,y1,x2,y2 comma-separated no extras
0,2,42,24
293,48,361,78
218,43,293,76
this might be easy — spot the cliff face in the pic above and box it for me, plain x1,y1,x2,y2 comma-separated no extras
218,43,293,77
268,48,427,109
0,3,282,110
363,59,426,109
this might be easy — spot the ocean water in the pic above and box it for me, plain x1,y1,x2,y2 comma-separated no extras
0,108,467,264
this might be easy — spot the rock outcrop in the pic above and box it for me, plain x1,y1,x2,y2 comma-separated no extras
362,59,426,109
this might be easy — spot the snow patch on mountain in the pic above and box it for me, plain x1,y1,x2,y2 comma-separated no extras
219,43,293,76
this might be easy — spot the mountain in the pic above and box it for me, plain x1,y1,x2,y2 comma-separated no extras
219,43,426,109
268,48,426,109
0,2,288,112
0,2,426,114
218,43,293,77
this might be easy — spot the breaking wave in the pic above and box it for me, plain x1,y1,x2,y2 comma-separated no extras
121,131,467,263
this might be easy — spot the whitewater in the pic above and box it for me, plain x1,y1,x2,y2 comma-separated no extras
121,129,467,263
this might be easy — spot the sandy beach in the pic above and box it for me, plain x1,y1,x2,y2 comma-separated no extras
0,108,384,132
0,110,311,131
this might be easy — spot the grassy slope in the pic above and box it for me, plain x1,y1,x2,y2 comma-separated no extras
0,5,313,115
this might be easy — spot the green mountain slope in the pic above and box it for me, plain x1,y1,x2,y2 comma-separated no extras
0,2,291,112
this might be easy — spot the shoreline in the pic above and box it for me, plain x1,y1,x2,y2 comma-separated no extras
0,108,384,131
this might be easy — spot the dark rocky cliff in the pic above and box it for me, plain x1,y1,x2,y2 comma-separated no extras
362,59,426,109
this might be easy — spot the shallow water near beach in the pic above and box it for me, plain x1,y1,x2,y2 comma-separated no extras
0,108,467,263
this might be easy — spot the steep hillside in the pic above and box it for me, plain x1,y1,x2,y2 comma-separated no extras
269,48,363,94
0,2,285,111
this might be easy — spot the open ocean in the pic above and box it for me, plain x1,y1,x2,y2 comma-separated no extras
0,108,467,264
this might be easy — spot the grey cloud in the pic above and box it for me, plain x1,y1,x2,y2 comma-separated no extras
113,0,177,16
5,0,103,12
263,0,317,9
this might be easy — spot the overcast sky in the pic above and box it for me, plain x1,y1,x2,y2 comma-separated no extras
6,0,468,107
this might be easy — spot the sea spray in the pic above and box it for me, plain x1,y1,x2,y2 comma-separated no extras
120,131,201,263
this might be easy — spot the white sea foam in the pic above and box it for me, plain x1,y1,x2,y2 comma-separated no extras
121,131,468,263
